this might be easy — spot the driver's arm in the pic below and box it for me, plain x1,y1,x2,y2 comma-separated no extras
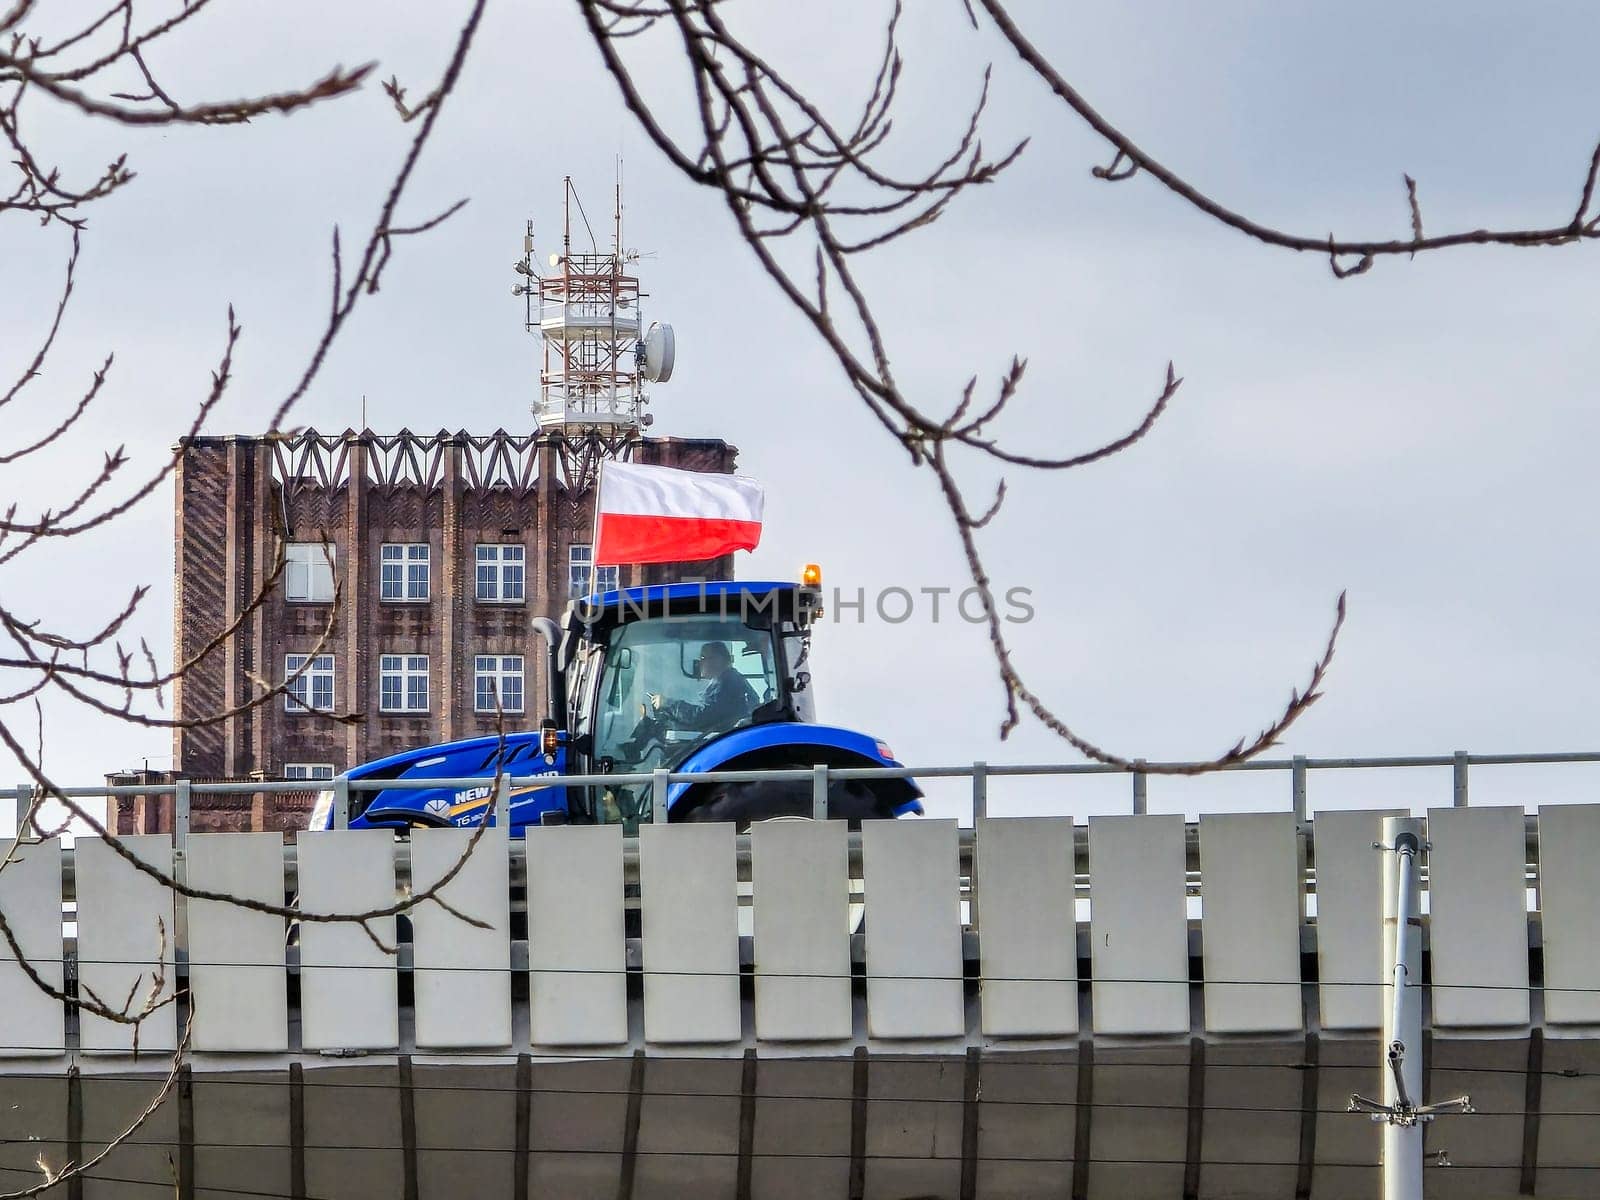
645,691,699,725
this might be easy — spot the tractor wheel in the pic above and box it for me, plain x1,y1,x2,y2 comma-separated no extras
679,772,896,827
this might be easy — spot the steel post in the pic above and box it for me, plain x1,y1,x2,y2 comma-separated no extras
1132,763,1148,815
174,779,191,850
333,777,349,830
174,778,191,972
494,774,511,827
652,768,669,826
970,761,988,934
811,765,828,819
1452,752,1469,808
1381,815,1425,1200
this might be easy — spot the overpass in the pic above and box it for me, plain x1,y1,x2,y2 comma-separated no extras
3,754,1600,1197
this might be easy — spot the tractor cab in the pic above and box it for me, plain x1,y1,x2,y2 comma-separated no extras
560,580,823,825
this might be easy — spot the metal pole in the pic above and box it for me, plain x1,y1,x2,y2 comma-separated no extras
1291,756,1308,823
333,777,349,830
1452,752,1469,808
1131,763,1147,816
811,765,828,819
10,784,26,838
651,768,669,826
173,778,191,972
174,779,191,853
970,762,988,935
1381,816,1425,1200
494,774,512,828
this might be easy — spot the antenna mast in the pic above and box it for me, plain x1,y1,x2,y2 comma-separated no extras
511,176,674,434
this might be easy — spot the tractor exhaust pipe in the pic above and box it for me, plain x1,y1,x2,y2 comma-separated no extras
531,617,563,721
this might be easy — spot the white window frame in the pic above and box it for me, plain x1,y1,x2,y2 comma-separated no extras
475,543,525,603
283,654,335,714
284,763,336,781
473,655,526,714
568,543,618,599
380,543,430,603
379,654,430,713
285,543,336,603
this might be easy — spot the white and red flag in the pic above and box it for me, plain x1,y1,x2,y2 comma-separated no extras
593,460,765,566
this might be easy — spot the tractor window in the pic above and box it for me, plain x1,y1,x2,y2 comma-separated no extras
590,616,779,822
781,627,817,724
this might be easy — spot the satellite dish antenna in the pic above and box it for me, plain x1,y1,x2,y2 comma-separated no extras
642,322,675,383
642,323,675,383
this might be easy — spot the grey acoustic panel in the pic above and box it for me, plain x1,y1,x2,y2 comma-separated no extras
414,1063,518,1196
0,837,63,1055
410,827,511,1049
0,1076,67,1187
191,1071,292,1200
1312,809,1401,1031
296,831,398,1051
528,824,627,1047
1539,804,1600,1025
750,819,852,1041
75,836,176,1053
975,816,1077,1037
301,1062,405,1198
1088,814,1188,1035
1199,812,1303,1033
186,833,287,1051
80,1070,180,1198
640,822,740,1044
862,819,963,1039
1427,805,1530,1028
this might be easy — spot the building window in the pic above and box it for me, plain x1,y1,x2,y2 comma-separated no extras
284,763,336,781
476,544,525,603
284,654,335,714
285,543,336,603
474,655,525,714
380,654,429,713
380,543,430,602
568,543,619,599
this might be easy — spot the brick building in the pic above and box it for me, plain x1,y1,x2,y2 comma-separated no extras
119,428,735,831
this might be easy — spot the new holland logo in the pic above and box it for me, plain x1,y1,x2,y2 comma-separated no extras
424,797,452,819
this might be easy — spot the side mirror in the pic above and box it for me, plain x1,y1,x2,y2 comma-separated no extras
614,646,634,671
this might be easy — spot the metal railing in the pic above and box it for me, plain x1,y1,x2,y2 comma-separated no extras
12,748,1600,899
17,746,1600,831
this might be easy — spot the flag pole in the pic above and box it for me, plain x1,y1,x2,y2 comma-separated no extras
591,459,606,581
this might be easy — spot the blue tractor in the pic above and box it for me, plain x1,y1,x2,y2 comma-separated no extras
308,574,922,833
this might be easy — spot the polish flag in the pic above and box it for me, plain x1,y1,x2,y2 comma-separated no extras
594,460,765,566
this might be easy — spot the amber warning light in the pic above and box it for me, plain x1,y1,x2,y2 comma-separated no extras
801,563,823,588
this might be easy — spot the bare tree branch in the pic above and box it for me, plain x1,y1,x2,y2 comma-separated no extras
974,0,1600,264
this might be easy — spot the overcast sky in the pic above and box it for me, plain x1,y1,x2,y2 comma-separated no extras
4,1,1599,824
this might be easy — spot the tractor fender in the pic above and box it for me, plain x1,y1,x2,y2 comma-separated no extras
667,723,923,814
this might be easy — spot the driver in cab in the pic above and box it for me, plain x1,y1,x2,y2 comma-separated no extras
645,641,758,731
